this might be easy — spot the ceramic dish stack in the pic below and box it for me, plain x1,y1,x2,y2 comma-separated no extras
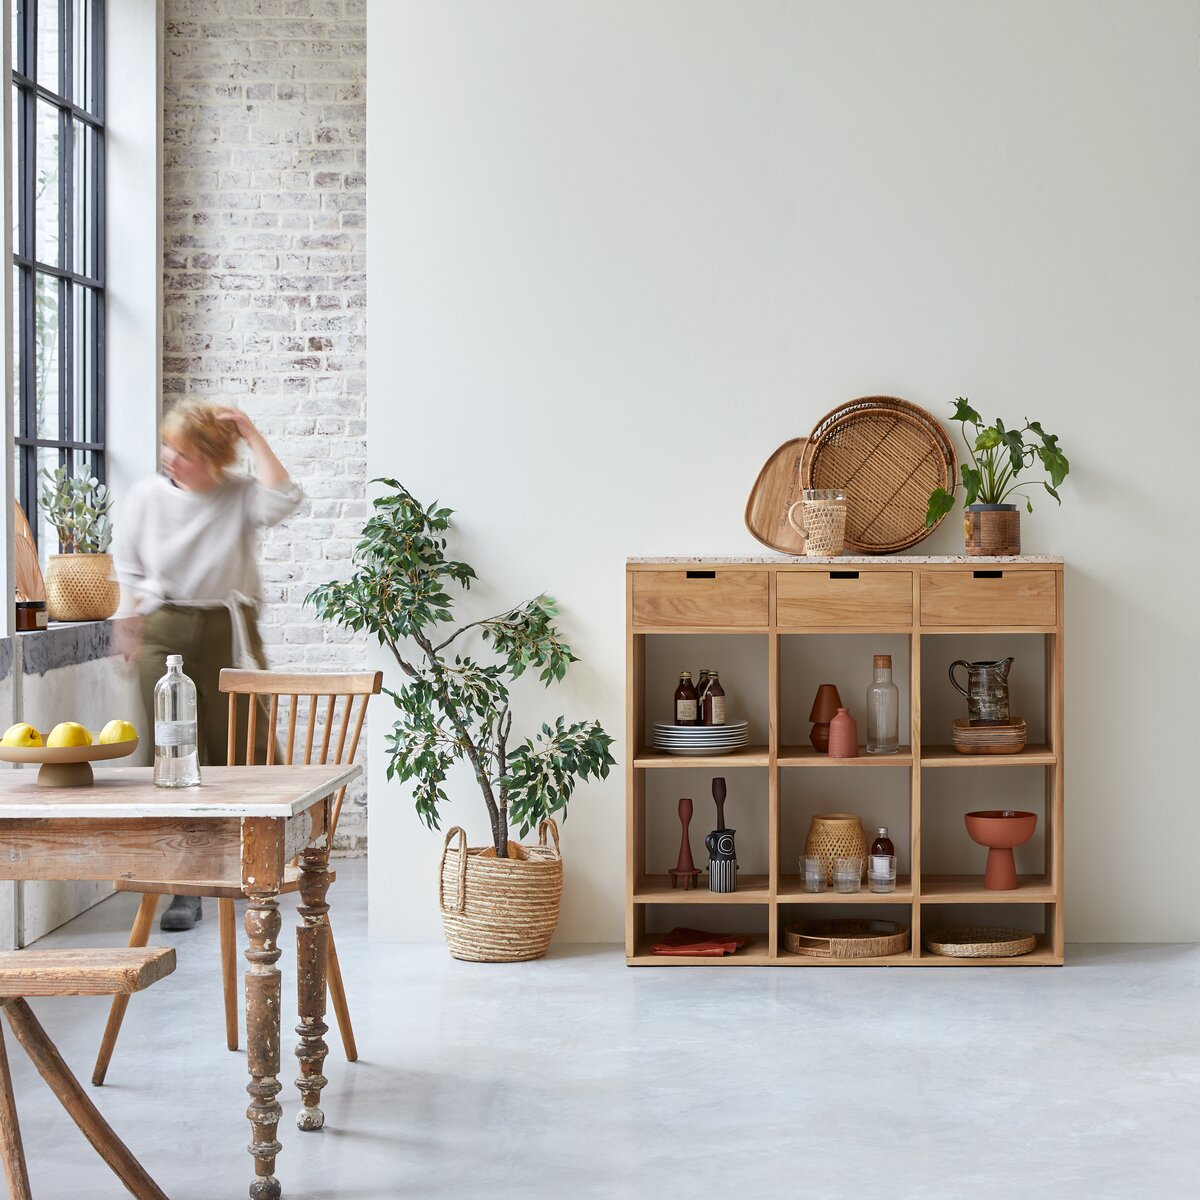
951,717,1027,755
651,720,750,756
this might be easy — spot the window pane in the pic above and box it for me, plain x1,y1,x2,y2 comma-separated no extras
10,88,19,253
73,0,100,115
14,0,23,77
35,99,61,267
70,282,100,443
34,271,60,442
36,0,60,93
12,266,22,412
36,445,65,552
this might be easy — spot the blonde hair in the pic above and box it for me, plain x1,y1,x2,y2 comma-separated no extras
162,401,240,473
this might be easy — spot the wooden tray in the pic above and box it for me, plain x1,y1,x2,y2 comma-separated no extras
802,397,956,554
784,918,910,958
744,437,809,554
923,926,1037,958
952,717,1027,755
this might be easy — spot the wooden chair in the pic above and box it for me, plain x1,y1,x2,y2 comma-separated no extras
1,947,175,1199
91,669,383,1087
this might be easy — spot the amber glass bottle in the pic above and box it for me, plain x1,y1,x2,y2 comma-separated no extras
871,826,895,857
701,671,726,726
674,671,698,726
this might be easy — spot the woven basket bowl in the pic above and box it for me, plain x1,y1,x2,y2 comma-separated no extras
803,396,957,554
804,813,867,885
438,819,563,962
44,553,120,621
923,926,1037,958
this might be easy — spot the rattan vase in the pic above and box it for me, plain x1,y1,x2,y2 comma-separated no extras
44,553,120,622
438,818,563,962
804,813,867,885
964,505,1020,556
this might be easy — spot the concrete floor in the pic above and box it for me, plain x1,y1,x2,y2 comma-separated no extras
3,859,1197,1199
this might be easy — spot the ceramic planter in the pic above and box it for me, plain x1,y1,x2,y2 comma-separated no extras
44,553,120,622
964,503,1020,556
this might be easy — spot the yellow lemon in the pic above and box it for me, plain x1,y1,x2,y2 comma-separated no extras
46,722,92,748
98,720,137,745
0,723,43,748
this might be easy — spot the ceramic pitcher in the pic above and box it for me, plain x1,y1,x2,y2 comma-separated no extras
949,657,1014,724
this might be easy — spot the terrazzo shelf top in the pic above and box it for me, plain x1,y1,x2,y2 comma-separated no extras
627,554,1064,564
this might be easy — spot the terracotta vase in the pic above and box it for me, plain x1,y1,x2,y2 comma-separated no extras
808,683,842,753
804,813,867,885
827,707,859,758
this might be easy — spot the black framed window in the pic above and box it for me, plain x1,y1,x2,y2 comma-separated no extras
11,0,105,548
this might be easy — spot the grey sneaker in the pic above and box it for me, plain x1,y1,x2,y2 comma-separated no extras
160,895,203,932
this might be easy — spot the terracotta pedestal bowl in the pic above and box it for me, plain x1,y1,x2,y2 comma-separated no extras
965,810,1037,890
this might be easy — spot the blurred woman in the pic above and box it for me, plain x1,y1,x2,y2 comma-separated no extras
116,401,303,930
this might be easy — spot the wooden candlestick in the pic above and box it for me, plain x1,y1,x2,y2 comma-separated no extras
668,797,700,889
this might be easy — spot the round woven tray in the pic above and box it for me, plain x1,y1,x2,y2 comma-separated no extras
803,396,957,554
922,926,1037,958
784,918,910,958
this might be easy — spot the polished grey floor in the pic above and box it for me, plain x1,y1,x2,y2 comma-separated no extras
5,860,1197,1199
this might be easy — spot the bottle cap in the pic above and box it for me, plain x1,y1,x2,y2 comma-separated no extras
680,671,692,679
874,654,892,669
167,654,183,667
878,827,888,836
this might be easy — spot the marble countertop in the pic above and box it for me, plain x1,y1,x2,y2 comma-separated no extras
627,555,1064,564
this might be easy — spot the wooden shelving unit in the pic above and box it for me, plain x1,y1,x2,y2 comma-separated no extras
625,556,1065,967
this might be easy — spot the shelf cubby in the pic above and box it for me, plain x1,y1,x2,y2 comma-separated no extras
626,558,1065,967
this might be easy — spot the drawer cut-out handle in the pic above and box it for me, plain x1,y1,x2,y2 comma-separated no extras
685,570,716,580
973,570,1003,579
829,571,860,580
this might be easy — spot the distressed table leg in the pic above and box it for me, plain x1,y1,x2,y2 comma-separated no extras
244,891,283,1200
295,842,331,1132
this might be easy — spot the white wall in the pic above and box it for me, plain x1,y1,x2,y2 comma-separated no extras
367,0,1200,943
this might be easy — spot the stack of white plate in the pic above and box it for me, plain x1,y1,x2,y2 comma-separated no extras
651,720,750,756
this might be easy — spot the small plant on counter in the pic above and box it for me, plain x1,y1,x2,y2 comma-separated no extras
38,464,113,553
306,479,615,857
925,398,1070,526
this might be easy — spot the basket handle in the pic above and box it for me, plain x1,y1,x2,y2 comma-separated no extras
538,817,561,856
438,826,468,915
785,499,809,540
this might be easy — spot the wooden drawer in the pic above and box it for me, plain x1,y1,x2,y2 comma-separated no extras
777,570,913,627
631,570,768,628
920,570,1058,627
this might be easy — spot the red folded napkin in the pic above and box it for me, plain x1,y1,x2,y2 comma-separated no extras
650,927,751,957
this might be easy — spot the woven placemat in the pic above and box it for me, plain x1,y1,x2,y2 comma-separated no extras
803,396,956,554
923,926,1037,958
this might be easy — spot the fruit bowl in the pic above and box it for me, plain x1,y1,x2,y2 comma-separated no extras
965,809,1037,890
0,738,140,787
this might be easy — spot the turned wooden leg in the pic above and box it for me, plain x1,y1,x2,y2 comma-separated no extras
0,1014,32,1200
219,897,240,1051
244,892,283,1200
326,924,358,1063
4,999,167,1200
92,892,160,1086
295,843,331,1131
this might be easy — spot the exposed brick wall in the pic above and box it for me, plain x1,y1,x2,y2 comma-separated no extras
161,0,370,851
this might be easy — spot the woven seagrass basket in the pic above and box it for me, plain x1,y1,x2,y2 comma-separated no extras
438,818,563,962
44,553,120,621
804,813,867,885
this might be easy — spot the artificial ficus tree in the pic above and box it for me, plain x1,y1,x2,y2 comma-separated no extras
307,480,615,857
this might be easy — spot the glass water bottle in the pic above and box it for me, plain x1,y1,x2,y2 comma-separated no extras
866,653,899,754
154,654,201,788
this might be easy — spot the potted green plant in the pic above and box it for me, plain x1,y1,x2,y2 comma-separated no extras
307,480,615,962
925,398,1069,555
38,465,119,621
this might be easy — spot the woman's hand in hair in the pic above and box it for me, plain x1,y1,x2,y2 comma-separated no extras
217,407,290,490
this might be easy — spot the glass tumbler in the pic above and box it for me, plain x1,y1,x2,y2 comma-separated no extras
868,854,897,894
833,856,863,893
800,854,824,892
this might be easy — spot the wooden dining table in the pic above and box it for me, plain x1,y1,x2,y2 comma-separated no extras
0,762,360,1200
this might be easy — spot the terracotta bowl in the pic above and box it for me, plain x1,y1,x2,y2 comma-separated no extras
964,810,1036,890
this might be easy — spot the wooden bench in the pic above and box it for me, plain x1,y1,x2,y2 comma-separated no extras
0,947,176,1199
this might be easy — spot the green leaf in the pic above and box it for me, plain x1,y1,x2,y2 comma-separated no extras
949,397,982,426
974,428,1002,451
960,465,982,507
925,487,955,527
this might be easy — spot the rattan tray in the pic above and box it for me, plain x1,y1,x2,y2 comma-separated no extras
802,396,956,554
922,926,1037,958
784,918,911,959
